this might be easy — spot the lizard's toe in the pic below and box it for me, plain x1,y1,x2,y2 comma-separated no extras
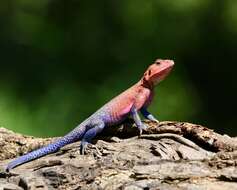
80,141,102,158
138,124,148,135
80,141,88,155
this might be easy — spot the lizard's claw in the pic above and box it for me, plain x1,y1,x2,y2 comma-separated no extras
152,118,159,123
80,141,88,155
80,141,102,157
138,124,148,135
148,115,159,123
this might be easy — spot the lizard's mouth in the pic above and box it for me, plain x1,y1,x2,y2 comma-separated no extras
152,66,173,85
159,66,173,80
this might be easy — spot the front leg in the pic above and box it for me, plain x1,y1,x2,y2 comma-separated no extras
140,107,159,122
130,105,147,135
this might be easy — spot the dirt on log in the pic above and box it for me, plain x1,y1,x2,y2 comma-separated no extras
0,120,237,190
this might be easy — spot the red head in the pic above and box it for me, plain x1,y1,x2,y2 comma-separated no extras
142,59,174,88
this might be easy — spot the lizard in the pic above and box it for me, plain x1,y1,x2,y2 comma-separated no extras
6,59,174,171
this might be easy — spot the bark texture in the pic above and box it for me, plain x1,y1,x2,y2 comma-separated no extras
0,120,237,190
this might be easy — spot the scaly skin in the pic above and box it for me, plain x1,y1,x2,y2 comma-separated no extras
6,59,174,171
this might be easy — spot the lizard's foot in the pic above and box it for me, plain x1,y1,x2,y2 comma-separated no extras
91,144,102,158
138,124,148,135
152,118,159,123
80,141,102,157
145,113,159,123
148,116,159,123
80,140,88,155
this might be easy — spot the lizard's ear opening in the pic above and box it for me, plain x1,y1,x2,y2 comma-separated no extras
142,72,151,86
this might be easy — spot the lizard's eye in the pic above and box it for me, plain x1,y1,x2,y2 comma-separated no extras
148,70,151,75
156,61,161,65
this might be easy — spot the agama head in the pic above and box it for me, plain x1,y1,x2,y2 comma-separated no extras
142,59,174,88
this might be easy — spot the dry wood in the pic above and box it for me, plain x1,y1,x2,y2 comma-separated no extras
0,121,237,190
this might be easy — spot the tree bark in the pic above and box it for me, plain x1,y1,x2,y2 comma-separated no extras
0,121,237,190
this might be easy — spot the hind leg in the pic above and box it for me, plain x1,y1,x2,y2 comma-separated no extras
80,120,105,154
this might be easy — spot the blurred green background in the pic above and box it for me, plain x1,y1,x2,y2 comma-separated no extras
0,0,236,137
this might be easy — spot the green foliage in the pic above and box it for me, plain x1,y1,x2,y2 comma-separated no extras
0,0,236,136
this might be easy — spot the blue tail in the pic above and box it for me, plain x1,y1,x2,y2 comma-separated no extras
6,126,86,171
